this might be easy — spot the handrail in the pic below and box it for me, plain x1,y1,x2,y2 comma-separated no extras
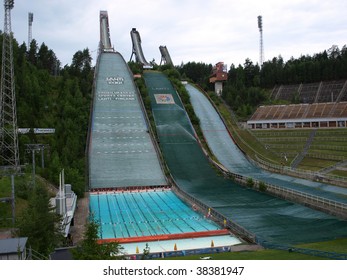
212,160,347,218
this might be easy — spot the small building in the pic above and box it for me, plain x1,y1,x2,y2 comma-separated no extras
0,237,28,260
50,171,77,240
209,62,228,96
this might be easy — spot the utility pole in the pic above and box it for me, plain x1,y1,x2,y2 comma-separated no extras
25,144,48,187
0,0,20,171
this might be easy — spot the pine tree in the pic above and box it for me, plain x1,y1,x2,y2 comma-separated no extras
16,184,64,257
71,214,124,260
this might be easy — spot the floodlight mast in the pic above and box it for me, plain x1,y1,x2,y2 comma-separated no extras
258,15,264,67
5,0,14,9
28,12,33,47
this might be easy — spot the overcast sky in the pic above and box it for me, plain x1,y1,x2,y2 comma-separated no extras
1,0,347,67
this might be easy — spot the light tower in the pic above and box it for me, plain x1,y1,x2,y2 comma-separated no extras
28,12,33,47
0,0,20,171
257,15,264,67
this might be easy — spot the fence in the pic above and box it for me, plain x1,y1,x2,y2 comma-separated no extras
198,151,347,220
253,154,347,188
171,183,257,244
127,245,232,259
258,137,308,142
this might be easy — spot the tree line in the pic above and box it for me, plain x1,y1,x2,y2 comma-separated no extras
0,33,93,198
4,35,345,193
0,32,94,257
176,44,347,120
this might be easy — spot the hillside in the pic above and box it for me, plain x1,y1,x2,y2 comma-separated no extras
0,35,94,198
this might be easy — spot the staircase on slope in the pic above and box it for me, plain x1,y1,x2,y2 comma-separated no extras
291,129,317,169
318,159,347,175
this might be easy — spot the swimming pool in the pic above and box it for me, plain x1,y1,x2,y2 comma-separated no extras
90,190,221,239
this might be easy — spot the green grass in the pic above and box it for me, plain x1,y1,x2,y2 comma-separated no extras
163,249,327,260
329,169,347,177
0,203,12,227
0,173,46,228
239,122,347,173
0,177,14,227
163,238,347,260
296,238,347,254
0,177,12,197
215,102,281,165
298,158,338,171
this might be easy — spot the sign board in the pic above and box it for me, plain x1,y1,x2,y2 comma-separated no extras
34,128,55,134
106,76,124,85
154,94,175,104
18,128,30,134
18,128,55,134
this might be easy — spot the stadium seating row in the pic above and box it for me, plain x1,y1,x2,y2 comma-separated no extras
271,80,347,103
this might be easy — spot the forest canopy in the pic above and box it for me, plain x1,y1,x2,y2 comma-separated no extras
0,33,93,197
177,44,347,120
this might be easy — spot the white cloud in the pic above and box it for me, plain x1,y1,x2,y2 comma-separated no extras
0,0,346,67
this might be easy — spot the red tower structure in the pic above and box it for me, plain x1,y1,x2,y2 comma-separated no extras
209,62,228,95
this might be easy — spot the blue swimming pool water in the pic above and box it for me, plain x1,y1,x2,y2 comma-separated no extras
89,190,221,239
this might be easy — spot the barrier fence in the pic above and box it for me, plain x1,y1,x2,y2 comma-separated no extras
171,183,257,244
222,166,347,220
253,155,347,187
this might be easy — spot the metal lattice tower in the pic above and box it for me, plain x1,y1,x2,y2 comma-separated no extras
28,12,33,47
0,0,20,171
258,15,264,67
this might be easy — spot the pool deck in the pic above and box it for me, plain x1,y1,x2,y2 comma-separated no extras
70,193,89,245
121,234,244,256
98,229,230,244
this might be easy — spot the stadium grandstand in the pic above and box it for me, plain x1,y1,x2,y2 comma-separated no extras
270,80,347,103
247,102,347,129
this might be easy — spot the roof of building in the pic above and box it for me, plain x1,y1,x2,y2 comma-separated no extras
49,183,78,238
50,247,74,260
0,237,28,254
249,102,347,122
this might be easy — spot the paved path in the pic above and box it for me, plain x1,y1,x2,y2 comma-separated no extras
229,244,263,252
70,193,89,245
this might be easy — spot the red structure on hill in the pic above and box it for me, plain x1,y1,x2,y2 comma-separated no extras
209,62,228,95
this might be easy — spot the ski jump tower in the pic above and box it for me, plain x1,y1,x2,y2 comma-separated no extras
0,0,20,172
159,45,173,66
209,62,228,96
99,11,113,52
129,28,152,68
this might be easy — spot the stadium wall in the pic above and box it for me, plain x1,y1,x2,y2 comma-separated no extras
247,117,347,130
